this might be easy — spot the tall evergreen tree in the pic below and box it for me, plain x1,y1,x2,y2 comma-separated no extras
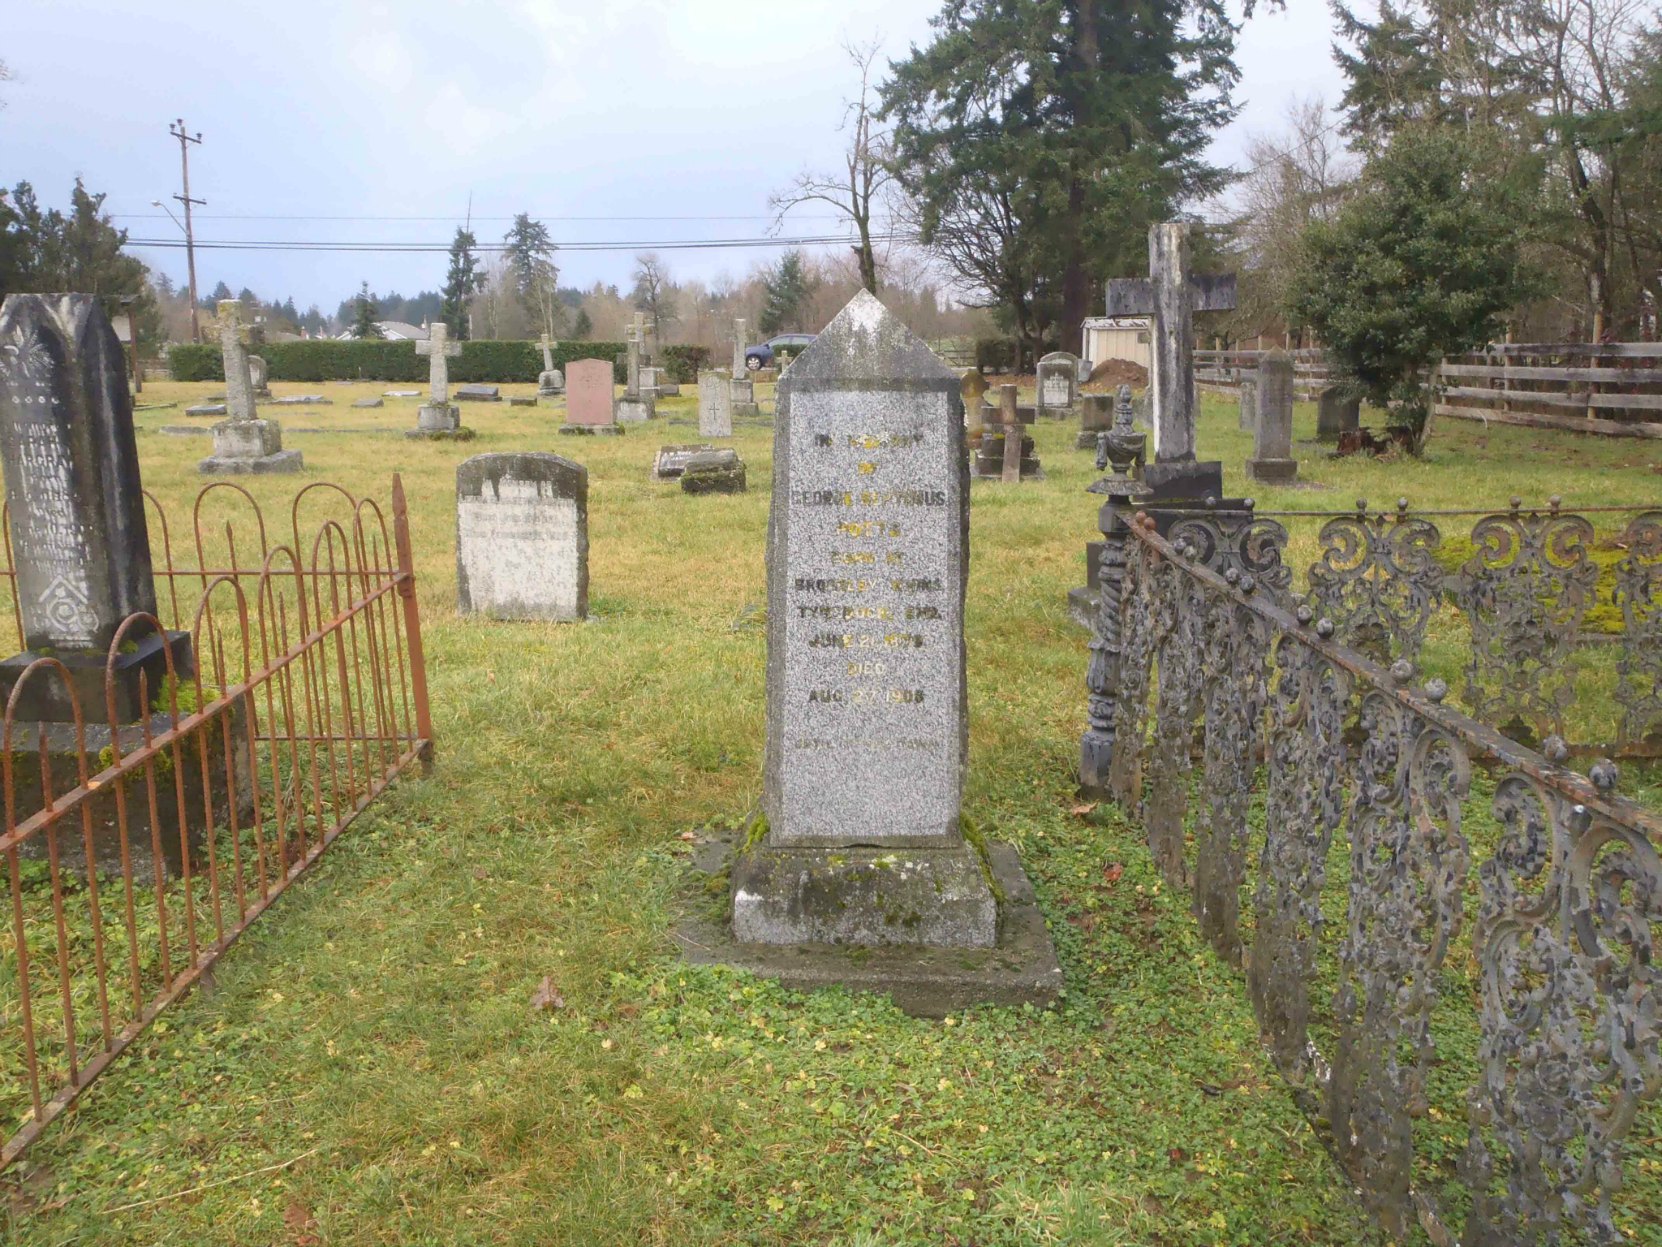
883,0,1247,356
758,250,815,335
503,213,561,339
352,281,384,338
440,226,485,339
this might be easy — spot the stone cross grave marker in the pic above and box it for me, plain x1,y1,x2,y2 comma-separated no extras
202,300,302,474
731,316,748,377
0,294,187,720
699,368,733,438
214,299,257,422
539,332,556,374
561,358,619,434
456,453,588,621
414,321,464,434
1248,352,1297,483
1106,222,1236,464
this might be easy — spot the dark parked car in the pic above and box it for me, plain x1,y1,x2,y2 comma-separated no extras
745,333,816,370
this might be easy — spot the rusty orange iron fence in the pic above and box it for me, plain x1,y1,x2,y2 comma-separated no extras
0,474,433,1167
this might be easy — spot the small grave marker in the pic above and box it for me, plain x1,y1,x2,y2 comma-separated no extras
456,453,588,622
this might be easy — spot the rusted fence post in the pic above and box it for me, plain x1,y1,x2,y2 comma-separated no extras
391,474,435,770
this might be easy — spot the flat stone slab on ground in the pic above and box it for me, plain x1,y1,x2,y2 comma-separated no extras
507,395,537,407
185,403,226,416
455,384,501,402
352,397,384,408
384,389,421,398
558,424,624,437
680,450,746,494
653,443,719,479
265,395,332,405
198,449,304,475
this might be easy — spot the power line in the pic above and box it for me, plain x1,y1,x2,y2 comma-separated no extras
125,232,917,254
111,212,865,223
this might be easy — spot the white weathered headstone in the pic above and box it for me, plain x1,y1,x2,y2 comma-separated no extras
699,369,733,437
456,453,587,621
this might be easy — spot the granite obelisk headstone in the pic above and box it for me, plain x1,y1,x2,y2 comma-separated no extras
725,290,1058,1010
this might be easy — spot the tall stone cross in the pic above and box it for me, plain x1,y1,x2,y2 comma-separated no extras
416,321,462,405
624,317,644,398
213,299,256,423
1105,223,1236,463
538,332,557,374
731,317,748,376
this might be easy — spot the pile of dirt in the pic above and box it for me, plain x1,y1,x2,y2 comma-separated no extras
1083,358,1149,391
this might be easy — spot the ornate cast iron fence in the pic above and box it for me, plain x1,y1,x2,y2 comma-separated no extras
1118,498,1662,755
1081,506,1660,1244
0,476,434,1167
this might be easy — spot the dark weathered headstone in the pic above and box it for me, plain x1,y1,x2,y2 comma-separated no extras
1248,352,1298,483
1316,385,1360,442
652,443,718,480
454,383,501,403
1077,393,1113,448
456,453,587,622
0,295,240,878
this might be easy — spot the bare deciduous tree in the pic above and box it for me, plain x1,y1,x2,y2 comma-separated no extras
769,37,894,295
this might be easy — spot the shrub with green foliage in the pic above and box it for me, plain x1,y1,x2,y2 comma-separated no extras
1288,126,1545,454
168,339,628,384
659,345,709,384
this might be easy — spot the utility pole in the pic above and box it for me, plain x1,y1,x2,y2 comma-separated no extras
168,118,205,342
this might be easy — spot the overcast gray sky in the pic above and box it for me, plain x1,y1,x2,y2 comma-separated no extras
3,0,1348,312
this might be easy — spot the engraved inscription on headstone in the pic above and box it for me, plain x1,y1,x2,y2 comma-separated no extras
456,453,587,622
698,368,733,437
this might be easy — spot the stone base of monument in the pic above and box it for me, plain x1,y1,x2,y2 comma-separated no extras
730,379,755,403
0,629,193,724
1067,540,1107,629
198,417,304,475
558,424,624,436
507,396,538,407
6,699,254,881
538,369,565,396
1246,456,1298,483
680,450,746,494
615,396,655,424
1142,459,1223,501
678,836,1061,1017
650,382,682,398
198,448,304,475
971,432,1043,480
407,403,475,440
733,402,762,419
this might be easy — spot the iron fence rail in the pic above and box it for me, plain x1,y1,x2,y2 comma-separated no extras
0,475,433,1168
1086,507,1660,1243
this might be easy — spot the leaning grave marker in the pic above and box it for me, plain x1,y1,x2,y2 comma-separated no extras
713,290,1060,1015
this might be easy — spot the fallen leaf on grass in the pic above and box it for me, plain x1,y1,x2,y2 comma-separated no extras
284,1199,320,1247
678,831,698,842
1103,863,1124,885
530,977,566,1012
1069,802,1098,817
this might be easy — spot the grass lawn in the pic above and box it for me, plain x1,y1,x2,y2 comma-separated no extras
1,376,1658,1244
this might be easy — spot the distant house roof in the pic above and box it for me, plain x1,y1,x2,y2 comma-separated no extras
1083,316,1150,330
334,321,430,341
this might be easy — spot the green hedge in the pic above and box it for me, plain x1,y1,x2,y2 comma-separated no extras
660,345,710,384
168,339,629,384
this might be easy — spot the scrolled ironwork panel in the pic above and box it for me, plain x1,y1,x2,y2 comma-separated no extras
1462,773,1661,1245
1167,511,1293,602
1190,596,1269,965
1106,534,1162,806
1247,634,1351,1079
1329,691,1472,1240
1613,510,1662,748
1452,507,1598,740
1142,561,1210,887
1306,510,1443,664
